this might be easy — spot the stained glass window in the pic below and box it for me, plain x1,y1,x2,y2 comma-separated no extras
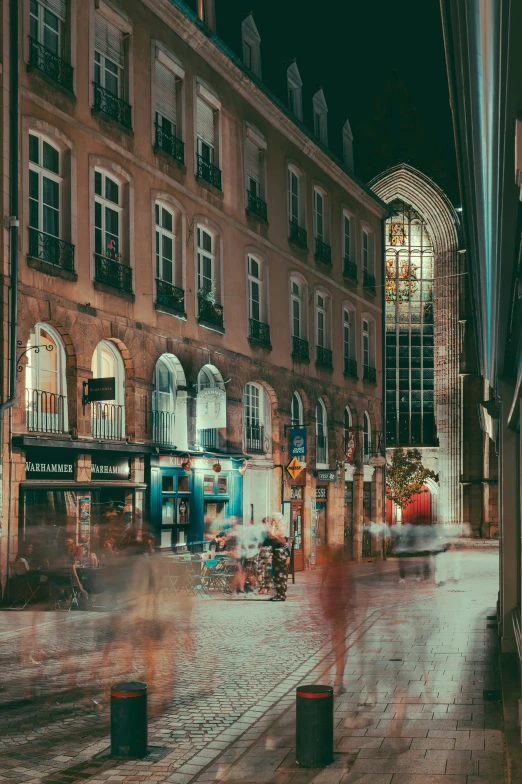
385,201,437,446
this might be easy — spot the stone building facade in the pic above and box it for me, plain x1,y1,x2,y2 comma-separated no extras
370,165,497,534
0,0,388,584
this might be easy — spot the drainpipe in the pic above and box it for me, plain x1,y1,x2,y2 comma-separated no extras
1,0,19,583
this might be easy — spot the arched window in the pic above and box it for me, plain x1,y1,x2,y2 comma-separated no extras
288,164,306,245
197,364,225,450
291,391,303,427
91,341,125,439
153,353,187,449
244,382,271,455
343,305,356,377
343,406,352,449
26,323,68,434
315,399,328,467
362,315,376,383
92,161,132,294
363,411,371,463
95,169,122,259
156,202,174,285
315,290,332,368
290,273,309,360
247,253,270,343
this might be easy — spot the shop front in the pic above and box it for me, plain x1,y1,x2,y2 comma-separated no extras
150,455,243,550
19,447,146,559
311,485,328,567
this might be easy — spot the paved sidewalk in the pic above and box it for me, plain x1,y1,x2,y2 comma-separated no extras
0,551,502,784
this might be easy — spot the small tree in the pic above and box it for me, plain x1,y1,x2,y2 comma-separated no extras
386,447,435,510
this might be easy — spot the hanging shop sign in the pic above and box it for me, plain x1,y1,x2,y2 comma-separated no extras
92,455,130,480
83,377,116,404
286,457,305,480
345,430,356,465
196,387,226,429
315,469,337,482
289,427,307,458
26,449,74,480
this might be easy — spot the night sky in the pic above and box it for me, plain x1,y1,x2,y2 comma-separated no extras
215,0,459,204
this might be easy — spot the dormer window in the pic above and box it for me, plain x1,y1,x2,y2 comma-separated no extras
287,61,303,121
312,89,328,145
241,13,261,78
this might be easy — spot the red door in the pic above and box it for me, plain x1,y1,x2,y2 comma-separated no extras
402,487,431,524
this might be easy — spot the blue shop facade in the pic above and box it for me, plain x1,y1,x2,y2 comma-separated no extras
150,454,244,550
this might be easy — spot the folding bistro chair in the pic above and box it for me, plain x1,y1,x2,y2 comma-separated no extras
189,559,217,598
7,567,41,609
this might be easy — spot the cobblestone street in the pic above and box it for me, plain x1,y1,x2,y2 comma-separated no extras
0,550,502,784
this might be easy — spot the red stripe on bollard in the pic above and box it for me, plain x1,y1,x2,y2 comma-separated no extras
296,691,332,698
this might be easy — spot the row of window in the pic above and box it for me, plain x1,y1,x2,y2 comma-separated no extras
24,322,374,463
27,129,377,374
28,0,376,286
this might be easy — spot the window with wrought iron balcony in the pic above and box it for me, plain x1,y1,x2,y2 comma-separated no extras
245,423,265,453
92,16,132,130
155,202,185,317
315,292,332,369
196,93,222,190
154,52,185,165
363,270,376,294
28,132,75,277
29,0,74,92
343,256,357,282
289,219,307,249
315,237,332,265
245,130,268,221
155,118,185,166
316,345,333,369
25,323,68,435
91,341,126,441
363,364,377,384
94,170,133,296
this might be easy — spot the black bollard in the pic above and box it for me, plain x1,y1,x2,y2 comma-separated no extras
111,681,148,759
295,684,334,767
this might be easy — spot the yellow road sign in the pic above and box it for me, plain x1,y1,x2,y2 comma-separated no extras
286,456,304,480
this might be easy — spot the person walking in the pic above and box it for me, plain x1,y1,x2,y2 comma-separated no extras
268,514,290,602
257,518,272,595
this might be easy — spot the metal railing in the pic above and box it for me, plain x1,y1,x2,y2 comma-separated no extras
363,271,376,293
93,82,132,130
95,254,133,293
316,435,327,465
91,402,124,440
154,122,185,164
198,428,218,450
344,358,358,378
198,294,224,329
245,424,265,454
363,364,377,384
316,346,333,368
249,318,271,346
28,228,75,271
343,256,357,281
153,409,176,446
289,220,307,249
156,279,185,314
26,389,66,434
315,237,332,265
196,154,222,190
292,336,309,361
247,190,268,221
29,37,74,92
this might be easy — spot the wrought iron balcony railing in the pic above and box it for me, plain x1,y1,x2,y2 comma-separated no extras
363,271,376,293
29,38,74,92
315,237,332,265
91,402,124,440
156,279,185,314
245,424,266,454
196,154,222,190
28,228,75,271
246,190,268,221
198,293,224,329
153,409,176,447
95,254,133,293
316,435,327,465
316,346,333,369
93,82,132,130
26,389,66,434
344,358,358,378
343,256,357,281
249,318,271,347
289,220,307,249
292,336,309,361
363,364,377,384
198,428,218,450
154,122,184,165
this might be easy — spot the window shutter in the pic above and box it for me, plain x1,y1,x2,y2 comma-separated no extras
196,96,215,146
155,59,177,125
94,13,124,68
42,0,67,20
246,137,260,184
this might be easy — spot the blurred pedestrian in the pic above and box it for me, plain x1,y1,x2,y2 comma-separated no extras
257,518,272,595
268,514,290,602
319,544,353,693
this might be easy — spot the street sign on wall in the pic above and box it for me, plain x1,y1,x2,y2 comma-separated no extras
286,457,304,480
315,469,337,482
289,427,307,458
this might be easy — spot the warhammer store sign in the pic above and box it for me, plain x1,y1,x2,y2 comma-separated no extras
25,450,130,481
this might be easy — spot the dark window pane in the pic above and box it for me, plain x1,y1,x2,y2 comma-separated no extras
43,141,59,174
29,169,39,200
95,171,102,196
29,134,39,164
399,414,409,444
423,413,436,444
411,413,421,444
105,177,119,205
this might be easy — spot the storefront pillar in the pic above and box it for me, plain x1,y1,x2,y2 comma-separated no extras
226,398,244,454
327,475,344,547
499,380,518,653
353,469,364,563
76,453,91,482
186,392,197,450
302,471,314,569
76,365,93,438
